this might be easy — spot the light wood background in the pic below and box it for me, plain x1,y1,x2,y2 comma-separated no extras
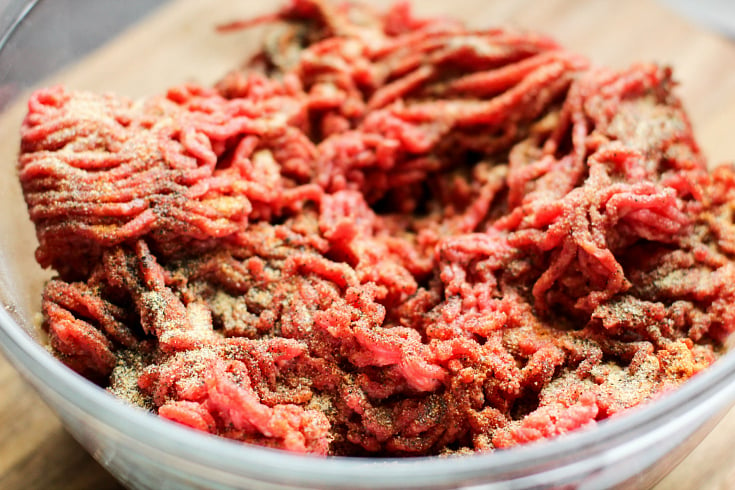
1,0,735,488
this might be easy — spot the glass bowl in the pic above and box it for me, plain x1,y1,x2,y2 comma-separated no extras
1,1,735,489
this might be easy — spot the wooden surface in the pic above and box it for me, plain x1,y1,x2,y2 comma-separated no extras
1,0,735,488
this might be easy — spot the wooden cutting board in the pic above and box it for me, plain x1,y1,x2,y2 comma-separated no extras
1,0,735,488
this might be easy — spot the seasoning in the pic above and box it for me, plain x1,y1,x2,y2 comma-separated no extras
18,0,735,456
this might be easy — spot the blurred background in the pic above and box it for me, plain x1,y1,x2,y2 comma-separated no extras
662,0,735,38
1,0,734,90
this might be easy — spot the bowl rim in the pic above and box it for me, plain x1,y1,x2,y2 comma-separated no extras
2,0,735,487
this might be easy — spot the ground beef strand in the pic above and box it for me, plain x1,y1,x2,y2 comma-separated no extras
19,0,735,456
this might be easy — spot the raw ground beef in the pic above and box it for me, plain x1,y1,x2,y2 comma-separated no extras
18,0,735,455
